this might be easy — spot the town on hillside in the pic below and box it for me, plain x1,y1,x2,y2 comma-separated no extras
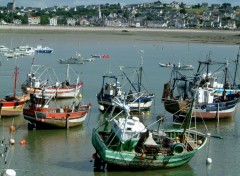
1,1,240,30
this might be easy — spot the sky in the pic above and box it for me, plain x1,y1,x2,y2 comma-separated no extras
1,0,239,8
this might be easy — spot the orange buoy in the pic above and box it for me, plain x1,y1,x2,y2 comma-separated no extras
20,139,26,145
9,125,15,133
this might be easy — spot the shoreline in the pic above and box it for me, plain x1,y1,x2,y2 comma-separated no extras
0,25,240,44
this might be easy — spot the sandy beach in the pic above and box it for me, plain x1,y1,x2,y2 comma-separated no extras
0,25,240,45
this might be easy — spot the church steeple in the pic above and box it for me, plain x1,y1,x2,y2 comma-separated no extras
98,5,102,19
13,0,16,10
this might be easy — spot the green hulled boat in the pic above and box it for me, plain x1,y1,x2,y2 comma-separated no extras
92,97,208,170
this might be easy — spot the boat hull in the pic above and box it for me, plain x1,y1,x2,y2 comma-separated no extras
35,50,53,53
97,96,154,112
0,100,25,117
59,59,84,64
22,84,82,98
23,105,90,129
92,129,206,170
164,98,238,120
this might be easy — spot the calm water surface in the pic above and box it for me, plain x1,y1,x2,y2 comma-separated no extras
0,31,239,176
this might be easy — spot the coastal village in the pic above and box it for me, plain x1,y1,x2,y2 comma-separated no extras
0,1,240,29
1,1,240,176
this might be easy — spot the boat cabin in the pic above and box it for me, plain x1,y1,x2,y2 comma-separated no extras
103,82,122,97
196,87,215,104
112,116,147,143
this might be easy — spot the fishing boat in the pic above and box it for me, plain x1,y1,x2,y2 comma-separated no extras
173,63,194,71
0,45,9,52
92,97,208,170
3,50,21,58
213,47,240,97
97,62,154,112
23,92,91,129
59,52,94,64
35,45,53,53
162,59,239,120
21,64,82,98
119,61,154,112
59,57,84,64
14,45,35,56
96,74,123,112
0,67,27,117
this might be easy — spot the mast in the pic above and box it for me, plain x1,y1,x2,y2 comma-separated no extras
222,60,228,101
13,66,19,98
66,64,70,81
119,66,138,92
233,47,240,87
181,96,195,139
138,63,143,92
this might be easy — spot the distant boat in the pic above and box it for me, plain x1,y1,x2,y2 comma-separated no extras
14,45,35,56
3,50,21,58
59,52,94,64
0,45,9,52
173,63,194,70
59,57,85,64
35,45,53,53
91,54,110,59
159,63,175,67
159,62,193,70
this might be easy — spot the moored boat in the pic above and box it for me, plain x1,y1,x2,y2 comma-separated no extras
162,59,239,120
0,67,27,117
21,64,82,98
91,54,110,59
173,62,194,70
59,52,94,64
92,97,208,170
23,93,91,129
14,45,35,56
0,45,9,53
35,45,53,53
97,62,154,113
159,62,175,67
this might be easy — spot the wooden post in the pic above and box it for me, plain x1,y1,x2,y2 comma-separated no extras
66,114,70,129
217,103,219,126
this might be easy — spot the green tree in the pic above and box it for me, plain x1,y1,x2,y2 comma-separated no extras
180,8,186,14
40,15,49,25
123,10,129,19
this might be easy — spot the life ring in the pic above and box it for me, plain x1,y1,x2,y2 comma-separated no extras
172,143,185,154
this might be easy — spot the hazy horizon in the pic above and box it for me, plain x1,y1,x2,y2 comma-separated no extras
1,0,239,8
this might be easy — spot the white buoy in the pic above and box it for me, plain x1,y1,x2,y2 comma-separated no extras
99,105,104,111
4,169,16,176
9,139,15,145
206,157,212,164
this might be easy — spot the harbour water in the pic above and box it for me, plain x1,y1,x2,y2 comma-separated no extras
0,30,240,176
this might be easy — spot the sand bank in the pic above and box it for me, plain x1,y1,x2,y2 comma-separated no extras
0,25,240,44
